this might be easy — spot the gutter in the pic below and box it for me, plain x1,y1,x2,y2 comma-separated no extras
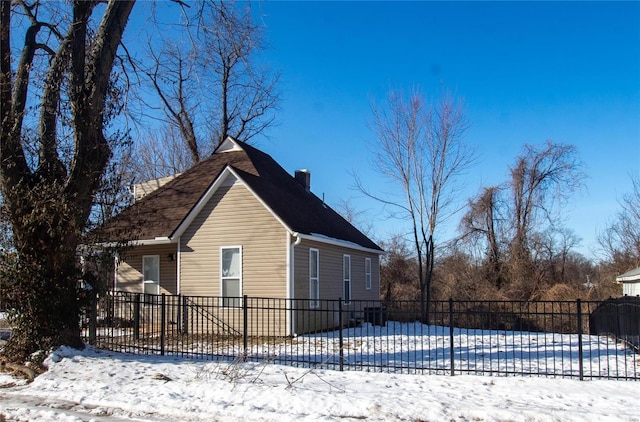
294,232,384,255
617,275,640,282
95,237,175,248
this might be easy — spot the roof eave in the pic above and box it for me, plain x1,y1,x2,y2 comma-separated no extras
94,237,175,248
616,274,640,282
616,267,640,282
293,232,384,255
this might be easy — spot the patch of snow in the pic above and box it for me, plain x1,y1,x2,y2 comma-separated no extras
0,345,637,421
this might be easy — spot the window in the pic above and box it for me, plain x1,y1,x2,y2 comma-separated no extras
343,254,351,304
309,249,319,308
142,255,160,305
365,257,372,290
221,246,242,307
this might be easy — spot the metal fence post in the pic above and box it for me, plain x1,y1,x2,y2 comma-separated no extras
160,294,166,356
88,294,97,346
339,299,344,372
577,298,584,381
449,298,455,376
182,295,188,334
243,295,248,361
134,293,140,341
176,294,182,334
616,302,621,339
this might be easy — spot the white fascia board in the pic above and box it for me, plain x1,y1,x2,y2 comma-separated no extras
616,267,640,282
295,232,384,255
616,274,640,282
171,166,292,239
94,237,175,248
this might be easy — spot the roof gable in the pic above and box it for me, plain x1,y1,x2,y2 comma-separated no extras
172,166,291,241
97,138,382,252
217,137,244,153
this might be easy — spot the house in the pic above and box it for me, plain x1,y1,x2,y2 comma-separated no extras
616,267,640,297
96,137,383,336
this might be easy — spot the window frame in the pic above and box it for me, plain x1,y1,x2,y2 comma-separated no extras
309,248,320,308
142,255,160,306
343,254,351,304
220,246,243,308
365,257,372,290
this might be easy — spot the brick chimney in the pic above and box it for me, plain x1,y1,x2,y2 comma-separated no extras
294,169,311,192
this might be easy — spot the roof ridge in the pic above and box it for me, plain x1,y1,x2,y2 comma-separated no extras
97,140,382,251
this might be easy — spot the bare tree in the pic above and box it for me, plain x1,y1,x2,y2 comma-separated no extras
528,227,582,287
335,198,374,237
0,0,135,362
598,174,640,269
379,235,418,302
459,186,506,288
358,88,475,322
145,42,202,164
130,127,194,183
203,1,280,146
509,141,585,262
458,141,586,299
91,134,135,229
138,0,280,178
433,249,496,301
506,142,585,298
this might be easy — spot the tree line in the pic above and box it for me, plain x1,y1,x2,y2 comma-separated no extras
364,91,639,303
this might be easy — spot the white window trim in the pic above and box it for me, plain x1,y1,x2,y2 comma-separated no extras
220,246,243,308
142,255,160,305
365,257,372,290
309,248,320,308
343,254,351,305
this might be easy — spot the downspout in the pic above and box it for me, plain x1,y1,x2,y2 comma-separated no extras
378,254,383,299
288,232,302,336
176,236,181,295
113,253,119,291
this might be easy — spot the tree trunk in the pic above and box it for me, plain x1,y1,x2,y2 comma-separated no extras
0,0,135,363
422,235,434,325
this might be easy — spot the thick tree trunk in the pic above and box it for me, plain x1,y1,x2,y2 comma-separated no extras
2,181,86,362
0,0,135,363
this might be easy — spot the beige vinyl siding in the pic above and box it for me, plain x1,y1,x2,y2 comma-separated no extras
292,239,381,334
179,180,288,299
116,244,178,294
294,239,380,302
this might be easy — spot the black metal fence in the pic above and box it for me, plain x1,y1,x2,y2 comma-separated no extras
589,296,640,352
82,292,640,381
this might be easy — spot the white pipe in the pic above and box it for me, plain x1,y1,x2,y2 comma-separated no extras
288,232,303,336
113,253,119,291
176,236,181,295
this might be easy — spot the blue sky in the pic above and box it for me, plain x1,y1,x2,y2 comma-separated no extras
234,1,639,260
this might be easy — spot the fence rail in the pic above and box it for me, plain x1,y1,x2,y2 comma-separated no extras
82,292,640,381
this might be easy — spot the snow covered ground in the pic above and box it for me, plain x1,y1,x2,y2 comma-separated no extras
0,345,638,422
